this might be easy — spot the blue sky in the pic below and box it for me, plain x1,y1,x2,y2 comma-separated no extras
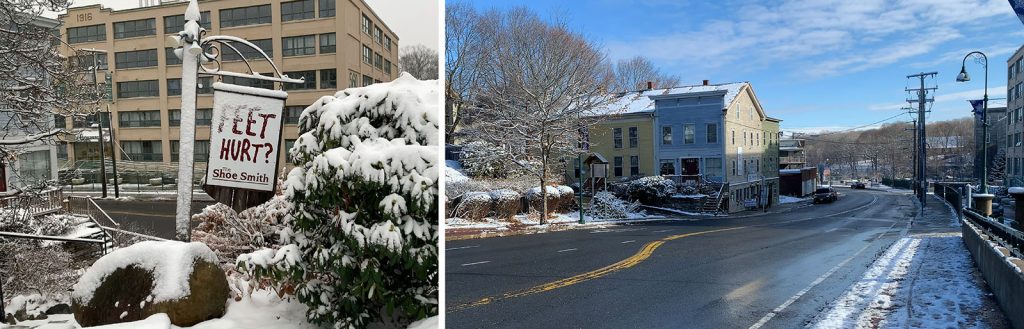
459,0,1024,134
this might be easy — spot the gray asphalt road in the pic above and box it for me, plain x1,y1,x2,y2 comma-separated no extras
446,189,917,329
93,199,217,239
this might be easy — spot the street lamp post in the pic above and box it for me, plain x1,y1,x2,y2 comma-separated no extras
957,51,989,194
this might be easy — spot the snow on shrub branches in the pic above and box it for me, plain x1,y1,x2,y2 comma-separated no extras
238,73,438,328
626,176,677,205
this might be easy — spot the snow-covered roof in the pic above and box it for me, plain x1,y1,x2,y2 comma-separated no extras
592,82,747,116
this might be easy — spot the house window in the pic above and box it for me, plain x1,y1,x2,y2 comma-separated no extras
220,5,272,28
113,18,155,39
684,124,695,144
319,0,335,17
349,71,358,88
662,126,672,145
361,14,372,35
320,69,337,89
707,123,718,143
164,12,211,33
284,106,305,124
115,49,158,69
18,150,51,185
613,128,622,148
57,142,68,160
362,45,372,64
731,130,735,144
281,0,314,22
614,156,623,176
706,157,722,179
122,140,162,162
282,35,316,57
630,156,640,176
53,114,67,129
284,71,317,90
731,160,737,175
222,39,273,61
67,24,105,44
628,127,638,148
660,159,675,175
119,110,161,128
172,140,210,162
319,33,336,53
116,80,159,98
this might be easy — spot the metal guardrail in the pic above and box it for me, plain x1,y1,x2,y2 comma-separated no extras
964,209,1024,259
933,182,968,220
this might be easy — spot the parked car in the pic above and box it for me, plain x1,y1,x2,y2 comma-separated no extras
813,187,838,204
851,182,866,189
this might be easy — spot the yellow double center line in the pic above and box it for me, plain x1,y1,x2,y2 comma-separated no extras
448,226,748,313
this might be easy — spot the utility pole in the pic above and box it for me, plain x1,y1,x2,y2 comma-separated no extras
906,72,937,205
82,49,109,198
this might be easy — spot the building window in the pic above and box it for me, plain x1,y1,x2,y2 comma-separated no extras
614,156,623,177
119,110,161,128
660,159,675,175
115,49,158,69
163,12,211,33
707,124,718,143
282,35,316,57
613,128,622,148
362,75,373,87
628,127,638,148
706,157,722,179
361,14,372,35
320,69,337,89
197,77,212,94
281,0,314,21
684,124,695,144
116,80,159,98
384,59,392,75
167,78,182,96
662,126,672,145
731,130,735,144
122,141,162,162
113,18,155,39
362,45,372,64
168,109,212,126
57,142,69,161
71,53,108,71
630,156,640,176
67,24,105,44
319,0,335,17
222,39,273,61
384,35,392,51
374,52,383,70
220,5,272,28
349,71,358,88
171,140,210,162
284,139,296,162
732,160,737,175
165,47,182,65
53,114,67,129
284,106,305,124
18,150,51,185
374,26,383,44
319,33,336,53
169,109,180,126
223,73,274,89
284,70,317,90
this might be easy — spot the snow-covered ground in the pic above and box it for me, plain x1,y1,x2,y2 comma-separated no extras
445,160,468,183
779,195,809,204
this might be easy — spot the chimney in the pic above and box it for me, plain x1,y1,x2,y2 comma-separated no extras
646,81,654,90
702,79,710,86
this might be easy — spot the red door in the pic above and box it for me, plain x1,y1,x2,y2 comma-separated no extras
681,158,700,176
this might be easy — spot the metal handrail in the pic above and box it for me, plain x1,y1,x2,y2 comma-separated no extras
963,209,1024,259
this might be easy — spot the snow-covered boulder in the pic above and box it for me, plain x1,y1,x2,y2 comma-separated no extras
71,241,229,327
456,191,492,220
555,185,575,212
527,186,561,214
490,189,522,219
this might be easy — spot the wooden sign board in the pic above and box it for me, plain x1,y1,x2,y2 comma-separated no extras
203,82,286,212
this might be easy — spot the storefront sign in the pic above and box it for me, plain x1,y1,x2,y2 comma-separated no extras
204,82,286,192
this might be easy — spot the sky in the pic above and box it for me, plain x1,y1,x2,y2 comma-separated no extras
45,0,438,51
459,0,1024,135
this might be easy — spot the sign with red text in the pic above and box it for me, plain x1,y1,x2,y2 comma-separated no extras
204,82,286,192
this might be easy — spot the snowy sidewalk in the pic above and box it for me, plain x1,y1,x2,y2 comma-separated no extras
811,196,1009,329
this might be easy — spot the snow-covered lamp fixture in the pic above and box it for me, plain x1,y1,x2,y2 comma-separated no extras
956,66,970,82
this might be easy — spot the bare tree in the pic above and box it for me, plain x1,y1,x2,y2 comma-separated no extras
399,44,438,80
476,8,611,223
611,56,680,91
1,0,102,195
444,3,492,144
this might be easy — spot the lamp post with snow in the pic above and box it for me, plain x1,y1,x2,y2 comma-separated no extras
957,51,989,194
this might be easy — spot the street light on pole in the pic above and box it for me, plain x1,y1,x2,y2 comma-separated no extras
957,51,989,194
80,48,108,198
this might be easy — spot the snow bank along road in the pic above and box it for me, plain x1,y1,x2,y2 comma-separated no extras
446,189,925,328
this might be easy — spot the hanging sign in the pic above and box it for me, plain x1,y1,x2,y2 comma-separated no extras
203,82,286,210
